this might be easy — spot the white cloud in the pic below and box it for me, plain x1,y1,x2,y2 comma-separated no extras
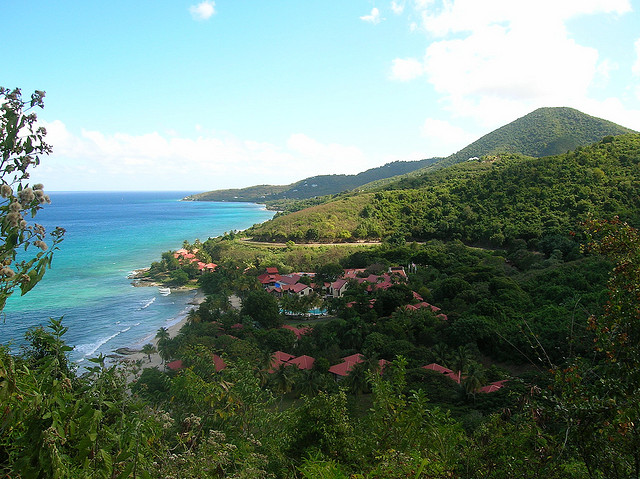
390,58,424,81
391,1,405,15
189,1,216,21
36,122,372,191
394,0,634,128
421,118,477,156
360,8,382,25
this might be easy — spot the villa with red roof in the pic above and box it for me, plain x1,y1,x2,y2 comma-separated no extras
328,353,364,377
329,278,349,298
269,351,315,372
166,353,226,372
478,379,508,393
173,248,216,274
288,355,315,370
282,324,313,340
423,363,454,374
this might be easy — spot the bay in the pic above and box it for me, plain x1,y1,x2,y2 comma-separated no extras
1,191,274,363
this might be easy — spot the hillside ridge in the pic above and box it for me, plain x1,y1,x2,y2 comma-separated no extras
184,158,440,203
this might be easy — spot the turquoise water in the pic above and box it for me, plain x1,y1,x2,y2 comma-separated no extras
1,192,274,363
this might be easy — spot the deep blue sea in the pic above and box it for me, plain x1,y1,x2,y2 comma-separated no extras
1,192,274,364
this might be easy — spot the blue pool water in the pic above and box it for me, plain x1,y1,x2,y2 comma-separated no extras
1,191,273,363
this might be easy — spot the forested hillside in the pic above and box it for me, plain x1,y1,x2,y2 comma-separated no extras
247,134,640,244
339,107,638,193
444,106,636,164
185,158,439,202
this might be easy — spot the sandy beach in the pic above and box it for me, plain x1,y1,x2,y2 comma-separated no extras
114,288,206,380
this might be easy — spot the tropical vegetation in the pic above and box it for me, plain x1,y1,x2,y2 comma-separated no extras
3,90,640,478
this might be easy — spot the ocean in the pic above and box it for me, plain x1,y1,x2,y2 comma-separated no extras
1,191,274,364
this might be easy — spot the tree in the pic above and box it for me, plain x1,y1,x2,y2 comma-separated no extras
1,87,64,311
155,327,171,366
141,343,157,362
549,218,640,478
315,262,344,284
241,289,282,328
270,363,296,399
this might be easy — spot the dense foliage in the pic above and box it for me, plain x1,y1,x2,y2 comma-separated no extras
5,227,637,477
0,87,64,310
3,91,640,477
249,134,640,244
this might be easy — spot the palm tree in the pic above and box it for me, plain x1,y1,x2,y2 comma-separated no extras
432,343,450,367
452,345,473,378
186,308,200,325
155,327,169,343
155,327,171,368
462,362,485,397
270,363,295,400
344,362,370,395
297,369,325,398
141,343,157,363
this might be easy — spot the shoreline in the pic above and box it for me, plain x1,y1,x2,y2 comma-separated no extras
110,288,206,379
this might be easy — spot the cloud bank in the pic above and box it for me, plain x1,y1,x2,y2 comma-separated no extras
37,121,373,191
390,0,639,129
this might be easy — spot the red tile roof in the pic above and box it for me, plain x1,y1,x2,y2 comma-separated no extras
283,283,312,294
445,371,463,384
269,350,295,372
167,359,184,371
422,363,453,374
281,324,313,340
278,274,301,285
273,350,295,362
478,379,508,393
288,355,315,370
378,359,390,373
331,278,348,290
329,353,364,376
343,268,366,278
212,354,226,372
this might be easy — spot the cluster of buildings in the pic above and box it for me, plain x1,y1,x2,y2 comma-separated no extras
174,248,217,274
268,351,507,394
257,266,411,300
164,263,504,394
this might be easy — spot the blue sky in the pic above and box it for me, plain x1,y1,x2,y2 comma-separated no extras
4,1,640,191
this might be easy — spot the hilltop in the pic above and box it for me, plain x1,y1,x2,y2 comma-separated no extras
448,106,635,163
359,107,637,191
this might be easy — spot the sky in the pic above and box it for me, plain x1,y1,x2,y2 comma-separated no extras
4,0,640,191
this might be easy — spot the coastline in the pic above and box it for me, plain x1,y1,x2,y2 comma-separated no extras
111,288,206,378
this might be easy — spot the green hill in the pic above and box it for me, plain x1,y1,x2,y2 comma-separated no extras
445,106,636,163
247,134,640,245
184,158,440,203
359,107,637,191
